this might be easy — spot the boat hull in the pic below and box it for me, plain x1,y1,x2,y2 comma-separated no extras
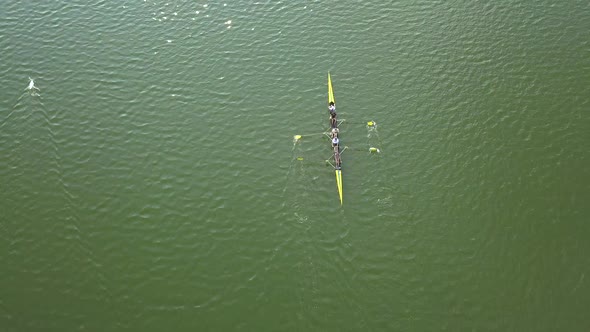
335,169,343,205
328,73,342,205
328,73,335,104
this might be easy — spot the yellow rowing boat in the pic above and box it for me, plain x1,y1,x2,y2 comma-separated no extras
328,73,343,205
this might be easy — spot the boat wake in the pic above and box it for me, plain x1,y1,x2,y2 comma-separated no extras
2,77,44,126
366,121,381,154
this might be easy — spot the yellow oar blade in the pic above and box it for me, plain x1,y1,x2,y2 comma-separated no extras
328,73,335,104
335,170,343,205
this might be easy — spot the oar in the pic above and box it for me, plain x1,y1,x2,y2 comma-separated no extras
293,132,326,141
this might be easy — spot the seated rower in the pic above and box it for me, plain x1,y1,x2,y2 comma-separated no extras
334,150,342,169
330,111,337,128
332,136,339,147
328,102,336,112
330,128,339,138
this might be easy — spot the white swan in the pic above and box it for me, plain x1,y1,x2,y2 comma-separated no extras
27,77,40,95
28,77,40,90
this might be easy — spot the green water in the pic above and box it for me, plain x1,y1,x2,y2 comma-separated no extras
1,1,589,331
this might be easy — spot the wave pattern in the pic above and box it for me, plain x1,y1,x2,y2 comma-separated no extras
0,0,588,331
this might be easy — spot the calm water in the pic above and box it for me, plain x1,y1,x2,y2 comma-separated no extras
1,1,589,331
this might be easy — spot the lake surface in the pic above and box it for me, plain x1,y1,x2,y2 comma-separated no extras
1,1,589,331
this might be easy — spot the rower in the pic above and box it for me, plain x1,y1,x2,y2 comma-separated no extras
330,128,339,138
332,136,339,147
328,102,335,112
334,149,342,169
330,111,337,128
